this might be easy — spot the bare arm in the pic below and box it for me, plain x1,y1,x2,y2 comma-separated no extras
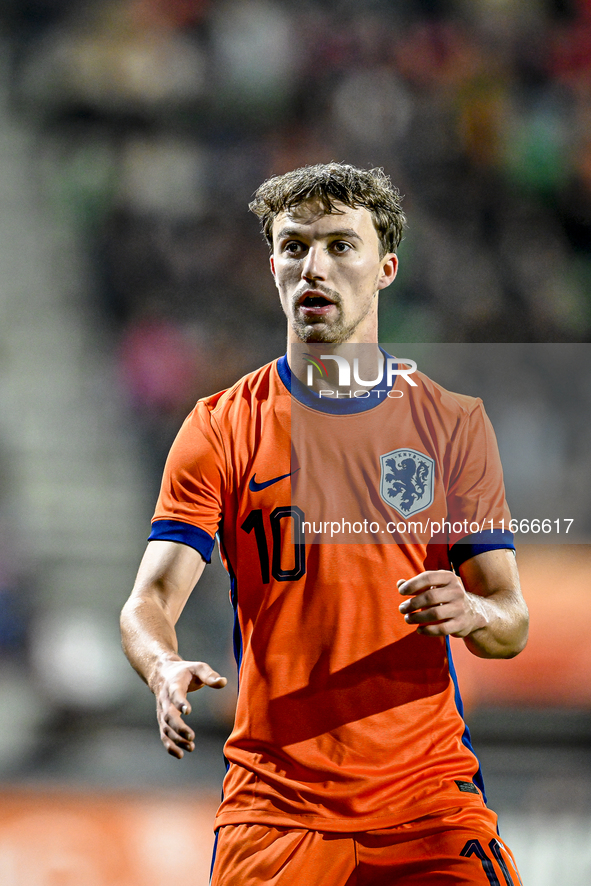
120,540,227,758
397,548,529,659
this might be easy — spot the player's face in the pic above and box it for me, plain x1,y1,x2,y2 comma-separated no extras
270,202,398,344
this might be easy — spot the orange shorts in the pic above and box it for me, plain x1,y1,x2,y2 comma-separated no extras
210,807,522,886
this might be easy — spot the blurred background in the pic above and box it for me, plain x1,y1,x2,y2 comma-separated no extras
0,0,589,883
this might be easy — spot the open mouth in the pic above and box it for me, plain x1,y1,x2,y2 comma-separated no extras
297,288,338,311
301,295,333,308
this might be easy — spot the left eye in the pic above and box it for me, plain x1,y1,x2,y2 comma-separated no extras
332,242,350,252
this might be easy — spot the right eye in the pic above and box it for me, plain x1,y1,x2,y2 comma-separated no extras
284,241,305,255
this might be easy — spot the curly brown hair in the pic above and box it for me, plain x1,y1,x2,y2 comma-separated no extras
249,162,406,257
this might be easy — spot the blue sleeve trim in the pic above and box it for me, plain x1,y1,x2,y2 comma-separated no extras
449,529,515,570
148,519,216,563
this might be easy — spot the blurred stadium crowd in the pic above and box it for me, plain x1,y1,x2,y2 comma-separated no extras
0,0,590,796
2,0,591,471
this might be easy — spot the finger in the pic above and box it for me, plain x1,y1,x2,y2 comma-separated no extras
163,662,227,707
157,661,228,753
398,571,454,596
162,721,195,752
160,663,205,710
164,711,195,743
164,740,183,760
399,586,455,614
159,711,196,758
159,696,196,738
208,674,228,687
159,720,187,759
169,682,191,712
416,617,471,637
187,662,228,691
166,668,196,710
162,733,190,759
403,602,458,625
157,691,195,738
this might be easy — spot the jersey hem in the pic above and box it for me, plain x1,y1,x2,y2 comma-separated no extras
213,791,488,833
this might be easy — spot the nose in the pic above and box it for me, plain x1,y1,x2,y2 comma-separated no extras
301,245,327,282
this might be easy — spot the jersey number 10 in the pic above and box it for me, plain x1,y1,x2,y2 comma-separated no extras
241,507,306,583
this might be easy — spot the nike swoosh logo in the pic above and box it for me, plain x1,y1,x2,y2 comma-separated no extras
249,468,300,492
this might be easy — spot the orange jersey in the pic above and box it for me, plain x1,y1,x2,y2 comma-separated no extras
151,356,514,832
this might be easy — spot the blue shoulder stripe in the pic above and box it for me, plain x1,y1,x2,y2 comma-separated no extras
148,519,215,563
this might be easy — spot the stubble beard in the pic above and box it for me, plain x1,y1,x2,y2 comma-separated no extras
290,289,376,344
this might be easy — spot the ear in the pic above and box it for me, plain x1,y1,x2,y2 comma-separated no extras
377,254,398,291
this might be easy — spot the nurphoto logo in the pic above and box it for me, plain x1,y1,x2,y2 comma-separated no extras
303,352,418,399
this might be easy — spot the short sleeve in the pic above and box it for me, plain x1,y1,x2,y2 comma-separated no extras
149,401,226,562
445,400,513,561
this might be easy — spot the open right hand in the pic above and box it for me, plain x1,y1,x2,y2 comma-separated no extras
153,658,227,759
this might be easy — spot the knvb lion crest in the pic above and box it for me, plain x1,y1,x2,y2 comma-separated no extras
379,449,435,517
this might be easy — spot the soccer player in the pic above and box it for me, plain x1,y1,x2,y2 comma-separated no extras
120,163,528,885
